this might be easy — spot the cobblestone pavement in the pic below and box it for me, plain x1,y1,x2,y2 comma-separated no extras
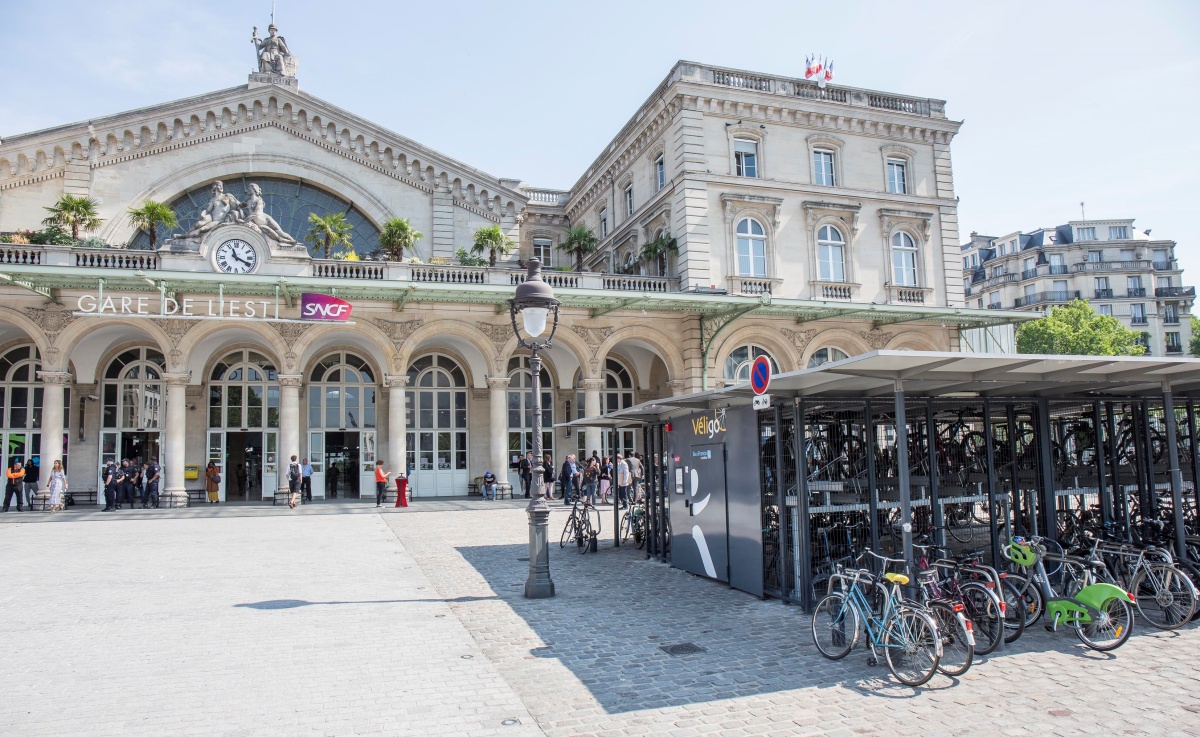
3,499,1199,736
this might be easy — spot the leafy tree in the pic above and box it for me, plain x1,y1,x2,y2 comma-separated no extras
454,248,488,267
1190,316,1200,357
640,232,678,276
28,225,74,245
377,217,422,261
557,224,599,272
1015,299,1144,356
42,194,103,241
305,212,354,259
470,224,514,267
126,200,178,250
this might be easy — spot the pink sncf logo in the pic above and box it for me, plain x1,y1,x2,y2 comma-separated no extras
300,293,353,321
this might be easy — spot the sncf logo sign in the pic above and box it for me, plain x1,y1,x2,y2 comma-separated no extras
300,293,353,321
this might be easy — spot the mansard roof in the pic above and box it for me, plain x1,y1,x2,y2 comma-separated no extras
0,82,527,215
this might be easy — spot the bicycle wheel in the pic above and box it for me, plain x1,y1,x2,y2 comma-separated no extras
959,582,1001,655
1005,573,1044,627
928,601,973,677
1074,596,1134,651
811,593,858,660
1132,563,1197,630
998,579,1027,643
883,609,940,687
578,516,593,554
619,511,631,543
633,513,646,549
559,515,576,548
945,515,973,544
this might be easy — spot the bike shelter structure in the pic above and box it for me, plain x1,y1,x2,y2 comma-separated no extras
566,351,1200,611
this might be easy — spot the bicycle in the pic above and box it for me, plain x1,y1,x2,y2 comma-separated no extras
620,499,647,548
560,498,601,554
811,557,943,687
1081,534,1198,630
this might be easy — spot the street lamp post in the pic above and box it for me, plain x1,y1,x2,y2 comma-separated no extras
509,258,561,599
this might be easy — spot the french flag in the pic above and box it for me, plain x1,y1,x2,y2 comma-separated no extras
805,54,821,79
824,60,835,82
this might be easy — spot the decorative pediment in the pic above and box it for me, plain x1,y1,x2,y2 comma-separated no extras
802,200,862,236
721,193,784,229
878,208,935,243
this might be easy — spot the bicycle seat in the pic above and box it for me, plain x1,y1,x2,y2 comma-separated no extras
884,572,910,585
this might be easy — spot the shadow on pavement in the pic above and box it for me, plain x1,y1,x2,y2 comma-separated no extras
234,595,499,609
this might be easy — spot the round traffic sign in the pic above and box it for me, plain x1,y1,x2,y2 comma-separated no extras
750,355,771,395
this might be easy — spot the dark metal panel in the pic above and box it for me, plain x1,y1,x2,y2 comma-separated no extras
726,407,763,596
1161,391,1188,559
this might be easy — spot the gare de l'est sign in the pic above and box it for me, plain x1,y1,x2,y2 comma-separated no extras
74,290,355,323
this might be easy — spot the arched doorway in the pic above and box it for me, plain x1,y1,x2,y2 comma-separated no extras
405,353,469,497
506,355,553,490
207,349,279,501
307,350,378,499
100,347,162,481
0,345,68,480
575,358,637,460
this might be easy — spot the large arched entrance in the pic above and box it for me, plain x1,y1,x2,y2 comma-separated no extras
575,358,637,459
506,354,553,490
306,350,378,499
207,349,280,501
0,345,68,479
405,353,468,497
99,347,162,477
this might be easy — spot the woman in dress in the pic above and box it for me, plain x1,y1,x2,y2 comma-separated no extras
47,460,66,512
542,453,555,499
205,462,221,503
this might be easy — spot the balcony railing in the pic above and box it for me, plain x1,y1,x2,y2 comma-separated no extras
818,283,855,300
1156,286,1196,298
1074,260,1151,273
886,285,932,305
728,275,779,296
1166,344,1183,355
1048,265,1069,275
1094,289,1114,299
0,245,42,265
1153,260,1175,270
312,260,385,280
1014,290,1080,308
987,302,1002,310
1021,268,1038,280
1164,316,1181,326
1127,288,1147,298
1131,316,1149,325
75,248,159,270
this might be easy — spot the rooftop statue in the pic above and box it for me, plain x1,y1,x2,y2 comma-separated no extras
252,24,297,77
242,183,302,249
164,180,300,252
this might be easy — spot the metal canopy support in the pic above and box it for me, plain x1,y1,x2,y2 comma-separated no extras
0,273,55,301
926,401,945,549
1092,400,1113,530
1035,398,1056,543
795,397,813,610
1189,400,1200,530
590,296,650,318
276,278,293,307
893,381,914,569
699,303,760,390
982,398,1001,566
1160,386,1188,560
865,398,880,554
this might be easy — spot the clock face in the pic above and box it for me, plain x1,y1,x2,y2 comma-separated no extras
214,239,258,274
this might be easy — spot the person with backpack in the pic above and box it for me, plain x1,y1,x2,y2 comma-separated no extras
581,457,599,506
205,462,220,503
616,454,631,509
143,457,161,509
3,458,25,512
481,469,497,501
101,460,117,511
22,458,39,510
286,455,302,508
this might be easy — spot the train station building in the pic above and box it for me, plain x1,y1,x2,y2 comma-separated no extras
0,29,1027,503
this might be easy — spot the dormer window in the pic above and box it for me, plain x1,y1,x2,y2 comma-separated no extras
1077,227,1096,241
1110,225,1129,239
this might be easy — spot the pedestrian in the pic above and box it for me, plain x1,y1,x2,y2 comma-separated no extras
101,459,117,511
3,458,25,512
374,459,390,507
205,462,220,503
542,453,554,499
47,459,66,512
481,469,497,501
598,456,611,505
22,458,39,510
116,459,132,509
143,457,161,509
519,452,533,499
286,455,301,508
628,452,644,504
559,454,579,506
235,463,247,497
581,457,599,506
300,457,313,502
129,462,143,508
616,453,631,509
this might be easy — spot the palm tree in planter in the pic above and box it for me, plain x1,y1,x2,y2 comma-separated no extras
471,224,514,267
305,212,355,259
126,201,178,250
557,224,599,272
640,232,678,277
378,217,422,261
42,194,103,241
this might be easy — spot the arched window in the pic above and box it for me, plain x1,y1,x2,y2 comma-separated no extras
574,358,637,458
405,354,468,492
0,345,68,471
891,231,919,286
736,218,767,277
807,347,849,368
103,347,164,432
308,351,377,429
817,225,846,282
507,356,553,468
723,345,778,383
209,350,279,429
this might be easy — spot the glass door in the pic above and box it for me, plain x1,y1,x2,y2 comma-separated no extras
308,430,326,499
208,431,225,499
360,429,377,498
263,430,278,500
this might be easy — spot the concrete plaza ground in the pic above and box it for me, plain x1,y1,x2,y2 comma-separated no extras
1,499,1198,736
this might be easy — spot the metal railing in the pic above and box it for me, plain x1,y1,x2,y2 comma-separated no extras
1021,268,1038,280
1153,260,1175,270
1166,344,1184,354
1014,290,1080,308
1127,287,1147,298
987,302,1002,310
312,260,385,280
1094,289,1114,299
0,245,42,265
1048,265,1069,275
1155,286,1196,298
75,248,159,270
1074,260,1151,272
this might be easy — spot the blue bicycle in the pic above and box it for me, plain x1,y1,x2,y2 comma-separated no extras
811,561,943,686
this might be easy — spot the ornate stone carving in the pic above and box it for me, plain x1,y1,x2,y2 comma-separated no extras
486,376,511,390
242,183,302,249
859,329,894,350
278,375,303,388
782,328,818,352
384,374,411,389
471,388,489,401
163,372,191,386
270,321,313,345
167,181,244,249
25,305,75,338
476,322,513,350
373,318,423,345
579,378,605,392
252,24,298,77
36,371,73,385
571,325,614,346
151,318,198,346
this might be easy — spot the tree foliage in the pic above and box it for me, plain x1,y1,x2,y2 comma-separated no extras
557,224,599,272
640,232,678,276
126,200,178,250
305,212,354,259
377,217,422,261
1015,299,1145,356
470,224,514,267
42,194,103,241
1191,316,1200,357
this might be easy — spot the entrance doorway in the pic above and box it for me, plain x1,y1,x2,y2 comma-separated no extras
121,432,160,469
224,431,264,502
324,431,361,499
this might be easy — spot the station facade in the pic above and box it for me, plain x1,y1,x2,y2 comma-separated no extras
0,46,1025,502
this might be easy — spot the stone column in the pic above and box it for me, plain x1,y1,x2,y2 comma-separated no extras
161,373,190,507
580,378,604,459
279,375,303,495
666,379,691,397
34,371,71,509
385,374,410,482
487,377,511,487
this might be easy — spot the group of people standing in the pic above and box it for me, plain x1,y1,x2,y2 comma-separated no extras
1,457,66,512
509,450,645,507
101,458,161,511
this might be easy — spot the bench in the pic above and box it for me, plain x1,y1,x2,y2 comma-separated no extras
64,491,97,508
471,477,513,499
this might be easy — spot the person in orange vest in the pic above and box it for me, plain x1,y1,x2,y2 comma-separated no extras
374,460,391,508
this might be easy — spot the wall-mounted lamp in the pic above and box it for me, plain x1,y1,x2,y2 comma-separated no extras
185,403,196,410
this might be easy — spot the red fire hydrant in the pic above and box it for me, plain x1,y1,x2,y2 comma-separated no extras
395,477,409,508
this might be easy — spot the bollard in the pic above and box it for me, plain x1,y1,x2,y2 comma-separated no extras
395,477,409,508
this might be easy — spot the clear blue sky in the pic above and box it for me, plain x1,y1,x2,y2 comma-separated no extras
2,1,1197,274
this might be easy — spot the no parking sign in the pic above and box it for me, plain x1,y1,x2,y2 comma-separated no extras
750,355,771,395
